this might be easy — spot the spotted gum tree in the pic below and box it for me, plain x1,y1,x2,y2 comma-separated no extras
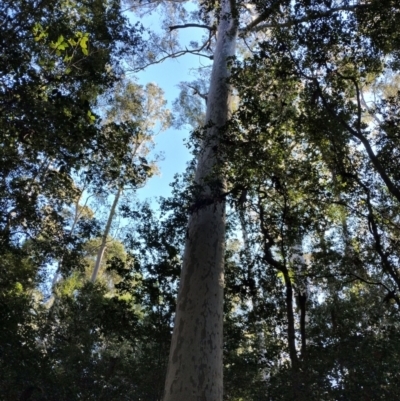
124,1,376,399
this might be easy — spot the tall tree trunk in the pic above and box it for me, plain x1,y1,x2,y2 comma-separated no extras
91,188,122,283
163,2,237,399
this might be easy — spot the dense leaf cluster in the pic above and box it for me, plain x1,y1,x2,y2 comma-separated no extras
2,0,400,400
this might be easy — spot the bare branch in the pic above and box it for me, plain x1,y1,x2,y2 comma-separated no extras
187,84,208,103
169,23,214,32
121,0,186,13
129,48,213,73
349,272,392,292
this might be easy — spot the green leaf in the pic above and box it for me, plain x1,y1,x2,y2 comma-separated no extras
14,282,23,293
87,110,96,123
276,268,295,284
32,23,48,42
79,34,89,55
50,34,71,57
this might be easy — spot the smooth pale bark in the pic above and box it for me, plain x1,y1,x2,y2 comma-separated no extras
163,2,237,400
91,188,122,283
291,243,312,400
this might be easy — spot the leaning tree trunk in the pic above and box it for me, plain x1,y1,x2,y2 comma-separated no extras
163,2,237,400
91,187,122,283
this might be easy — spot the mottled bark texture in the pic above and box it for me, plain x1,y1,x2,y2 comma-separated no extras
163,1,237,400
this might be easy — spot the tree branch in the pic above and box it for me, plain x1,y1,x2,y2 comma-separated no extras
121,0,187,13
350,175,400,292
229,0,238,21
257,195,299,367
241,8,272,33
187,84,208,103
169,24,214,32
129,48,213,73
348,271,392,292
242,4,370,33
314,80,400,204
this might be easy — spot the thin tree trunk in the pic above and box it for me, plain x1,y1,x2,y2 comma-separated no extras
259,197,304,399
290,243,309,400
290,243,307,359
163,1,237,399
282,269,299,369
91,188,122,283
51,190,83,291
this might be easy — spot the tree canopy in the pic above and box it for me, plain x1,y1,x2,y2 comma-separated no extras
1,0,400,400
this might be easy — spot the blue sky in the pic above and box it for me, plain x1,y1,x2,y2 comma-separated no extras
135,58,195,201
125,6,211,202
